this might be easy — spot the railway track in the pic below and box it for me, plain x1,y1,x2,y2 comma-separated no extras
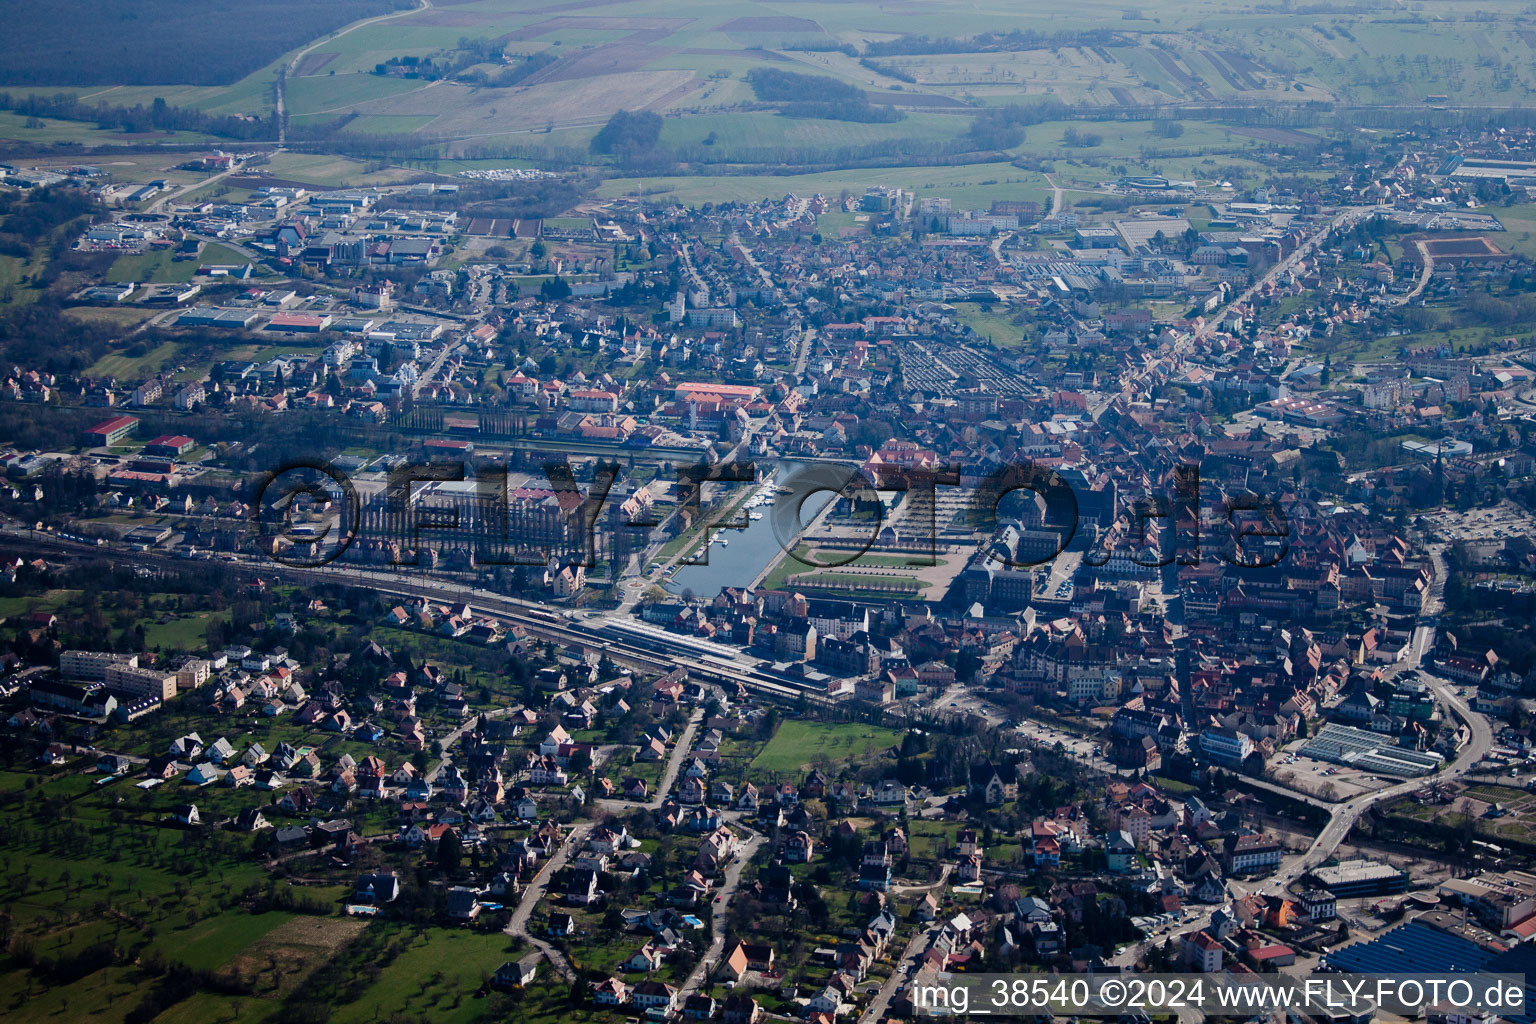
4,525,833,709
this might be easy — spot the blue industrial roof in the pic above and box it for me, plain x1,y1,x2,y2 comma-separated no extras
1323,922,1495,974
1325,921,1536,1024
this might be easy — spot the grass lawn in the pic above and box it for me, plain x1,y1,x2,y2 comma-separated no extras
1497,203,1536,261
149,990,280,1024
781,572,924,592
144,609,228,652
1149,774,1196,794
0,963,145,1024
149,910,294,971
107,243,250,285
259,152,428,188
87,341,183,379
800,549,943,570
0,588,83,619
751,719,902,775
761,544,938,591
62,306,163,329
905,818,960,860
950,300,1032,348
0,110,216,148
328,927,523,1024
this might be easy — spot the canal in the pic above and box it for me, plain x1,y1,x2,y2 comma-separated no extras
666,460,837,598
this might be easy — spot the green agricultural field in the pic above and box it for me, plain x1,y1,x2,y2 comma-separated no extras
256,151,429,187
657,109,965,154
750,719,902,774
282,72,428,118
340,114,440,135
150,991,281,1024
1240,18,1536,106
0,963,144,1024
600,161,1046,209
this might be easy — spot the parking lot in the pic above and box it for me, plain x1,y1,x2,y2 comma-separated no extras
1419,501,1536,544
1266,742,1400,801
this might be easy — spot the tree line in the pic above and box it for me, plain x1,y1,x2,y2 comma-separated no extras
863,28,1121,56
0,92,277,141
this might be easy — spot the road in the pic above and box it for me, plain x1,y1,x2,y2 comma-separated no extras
728,232,775,293
793,326,816,380
1394,239,1435,306
582,712,701,815
650,712,703,806
676,822,765,1001
505,823,585,982
860,923,941,1024
1044,174,1064,219
424,704,526,782
147,164,244,215
412,339,464,399
591,709,703,813
1193,205,1372,344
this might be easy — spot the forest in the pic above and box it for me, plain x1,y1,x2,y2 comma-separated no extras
0,0,414,86
745,68,903,123
590,110,664,160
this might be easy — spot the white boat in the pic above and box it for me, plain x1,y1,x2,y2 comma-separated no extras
720,538,729,547
749,512,764,521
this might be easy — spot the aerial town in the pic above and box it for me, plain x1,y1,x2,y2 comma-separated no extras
7,2,1536,1023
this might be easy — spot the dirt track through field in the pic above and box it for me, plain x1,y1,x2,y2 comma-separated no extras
499,15,691,43
295,52,339,77
718,16,823,33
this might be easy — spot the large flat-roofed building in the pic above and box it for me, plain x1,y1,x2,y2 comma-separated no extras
1439,871,1536,930
144,435,196,458
29,678,116,717
105,662,178,701
176,659,211,690
1299,723,1445,776
1198,727,1255,766
265,312,332,333
674,382,762,404
82,415,139,447
177,306,259,329
1114,216,1191,250
1309,857,1410,898
61,650,138,681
